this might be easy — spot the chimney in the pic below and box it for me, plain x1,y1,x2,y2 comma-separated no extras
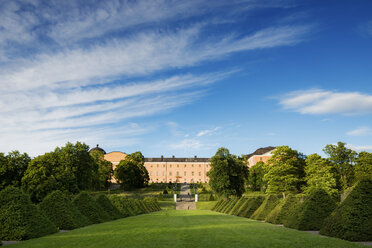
161,155,163,161
172,155,175,158
194,155,197,158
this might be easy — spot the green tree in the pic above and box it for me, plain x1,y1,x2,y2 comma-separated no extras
114,151,149,190
263,146,305,195
354,151,372,182
304,154,338,196
248,161,269,191
90,150,113,189
0,151,31,190
323,142,357,190
207,147,248,197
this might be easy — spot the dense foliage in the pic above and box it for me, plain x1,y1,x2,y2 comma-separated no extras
237,196,265,217
39,190,91,230
0,186,57,241
207,148,248,197
320,178,372,241
354,152,372,182
73,192,111,224
284,188,337,230
90,151,113,189
96,194,123,220
114,151,149,190
263,146,306,195
251,195,280,220
265,194,301,224
247,161,269,191
0,151,30,190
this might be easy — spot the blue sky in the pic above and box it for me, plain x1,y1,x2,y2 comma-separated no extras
0,0,371,157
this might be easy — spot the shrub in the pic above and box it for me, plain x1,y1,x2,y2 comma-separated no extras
39,190,91,230
143,197,160,212
73,192,111,224
209,194,215,201
237,196,265,217
218,199,231,212
320,179,372,241
216,198,229,212
163,189,168,194
0,186,58,241
96,194,123,220
284,188,337,230
108,195,131,217
266,194,301,224
211,199,224,211
251,195,280,220
158,192,164,201
229,197,246,215
223,198,238,214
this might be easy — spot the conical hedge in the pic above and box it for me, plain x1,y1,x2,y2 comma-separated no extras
251,195,280,220
229,197,246,215
73,192,111,224
284,188,337,230
266,194,301,224
96,194,123,220
320,179,372,241
39,190,91,230
0,186,58,241
108,195,132,217
223,198,239,214
237,196,265,217
211,199,224,211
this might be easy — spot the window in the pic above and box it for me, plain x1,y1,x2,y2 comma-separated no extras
184,164,186,168
170,165,172,168
169,172,172,176
199,172,201,176
163,164,165,168
150,171,153,176
162,171,165,176
199,164,201,167
192,164,194,167
184,171,186,176
157,164,159,168
192,172,194,176
177,164,179,168
156,171,159,176
176,171,179,176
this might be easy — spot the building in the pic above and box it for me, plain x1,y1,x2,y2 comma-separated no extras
246,146,276,167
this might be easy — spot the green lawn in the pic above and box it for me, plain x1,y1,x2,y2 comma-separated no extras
196,201,216,210
158,201,176,210
8,210,365,248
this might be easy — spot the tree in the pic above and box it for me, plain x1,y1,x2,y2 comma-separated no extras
0,151,31,190
323,142,357,190
114,151,149,190
263,146,306,195
304,154,338,196
248,161,269,191
354,152,372,182
90,150,113,189
207,147,248,197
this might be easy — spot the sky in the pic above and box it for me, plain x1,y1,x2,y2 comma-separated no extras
0,0,372,158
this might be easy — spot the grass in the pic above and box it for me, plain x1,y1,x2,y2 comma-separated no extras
196,201,217,210
158,201,176,210
8,210,365,248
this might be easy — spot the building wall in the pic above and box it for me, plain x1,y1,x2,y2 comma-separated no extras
247,155,272,167
144,161,210,183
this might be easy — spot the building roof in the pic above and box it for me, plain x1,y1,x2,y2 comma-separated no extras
145,156,210,162
246,146,276,159
89,144,106,154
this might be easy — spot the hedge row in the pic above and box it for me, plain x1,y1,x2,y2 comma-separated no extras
237,196,265,217
265,194,301,224
251,195,280,220
0,187,161,242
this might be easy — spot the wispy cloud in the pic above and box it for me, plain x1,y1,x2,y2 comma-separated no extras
197,127,221,137
346,144,372,152
347,127,372,136
278,89,372,115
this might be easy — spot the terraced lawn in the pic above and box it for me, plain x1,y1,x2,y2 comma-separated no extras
8,210,365,248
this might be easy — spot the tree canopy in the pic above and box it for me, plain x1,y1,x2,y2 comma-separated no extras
354,152,372,182
90,150,113,189
114,151,149,190
207,147,248,197
0,151,30,190
248,161,269,191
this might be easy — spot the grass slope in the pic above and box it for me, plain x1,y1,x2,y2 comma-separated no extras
8,210,364,248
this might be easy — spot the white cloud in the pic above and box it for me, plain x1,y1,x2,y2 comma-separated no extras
197,127,221,137
346,144,372,152
347,127,372,136
279,89,372,115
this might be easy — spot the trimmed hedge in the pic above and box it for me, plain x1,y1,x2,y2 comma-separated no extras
108,195,132,217
96,194,123,220
251,195,280,220
284,188,337,230
320,179,372,241
73,192,111,224
0,186,58,241
229,197,246,215
216,199,229,212
212,199,224,211
265,194,301,224
39,190,91,230
238,196,265,218
143,197,161,212
223,198,238,214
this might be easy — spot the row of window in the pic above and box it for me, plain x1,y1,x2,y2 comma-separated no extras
149,171,204,176
147,164,208,168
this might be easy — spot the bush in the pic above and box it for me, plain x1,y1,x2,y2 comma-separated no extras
211,199,224,211
39,190,91,230
144,197,160,212
0,186,58,241
209,194,215,201
237,196,265,217
158,192,164,201
73,192,111,224
216,198,229,212
108,195,131,217
223,198,238,214
284,188,336,230
163,189,168,194
229,197,245,215
266,194,301,224
218,199,232,212
251,195,280,220
320,178,372,241
96,194,123,220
